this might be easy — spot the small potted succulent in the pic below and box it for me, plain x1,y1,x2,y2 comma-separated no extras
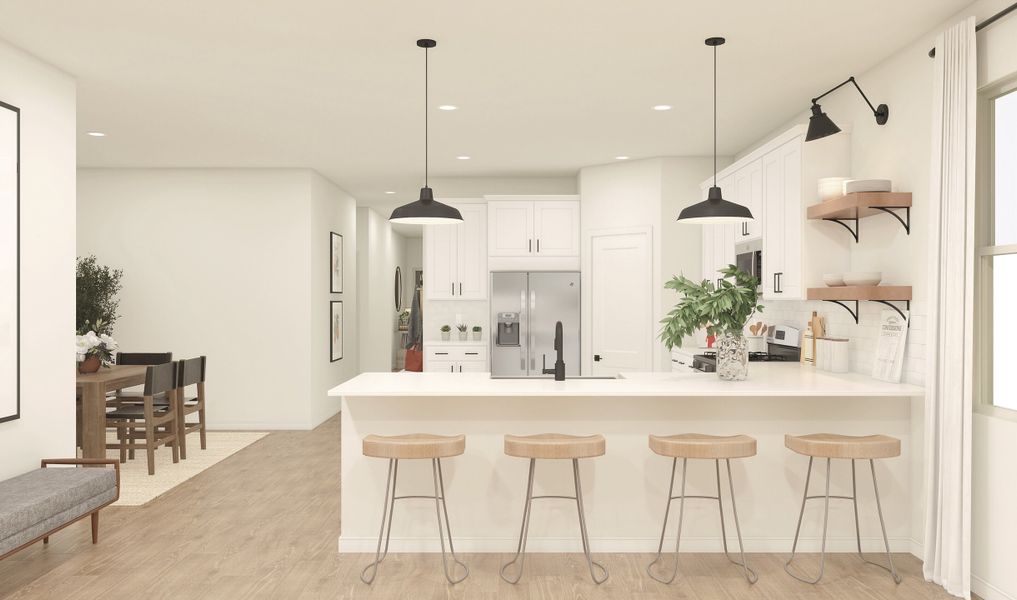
440,324,451,341
659,265,763,381
456,323,469,341
472,325,482,341
75,326,118,374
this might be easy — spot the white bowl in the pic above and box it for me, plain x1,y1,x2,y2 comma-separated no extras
843,272,882,286
843,179,892,194
823,273,845,286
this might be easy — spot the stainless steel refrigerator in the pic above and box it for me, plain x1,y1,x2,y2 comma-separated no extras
490,272,580,377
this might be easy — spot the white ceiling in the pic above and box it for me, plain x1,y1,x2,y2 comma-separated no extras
0,0,968,214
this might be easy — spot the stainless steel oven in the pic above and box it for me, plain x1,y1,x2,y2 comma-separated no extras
735,239,762,280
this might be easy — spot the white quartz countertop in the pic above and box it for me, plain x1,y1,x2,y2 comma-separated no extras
329,364,923,398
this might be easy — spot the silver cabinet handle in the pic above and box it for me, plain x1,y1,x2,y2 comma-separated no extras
451,282,454,296
537,239,540,252
459,282,462,295
528,239,532,253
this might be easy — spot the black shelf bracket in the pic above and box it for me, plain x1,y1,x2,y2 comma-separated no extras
870,206,911,235
823,217,859,242
823,300,859,323
821,206,911,243
820,299,911,326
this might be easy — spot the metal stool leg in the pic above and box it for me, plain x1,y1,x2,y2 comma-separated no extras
500,458,536,584
647,457,687,584
431,458,469,584
361,458,398,584
572,458,609,584
785,456,832,584
867,459,902,584
721,459,757,584
646,458,678,583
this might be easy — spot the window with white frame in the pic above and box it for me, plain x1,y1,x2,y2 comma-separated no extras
980,82,1017,412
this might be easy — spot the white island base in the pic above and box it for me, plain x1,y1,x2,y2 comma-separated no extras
330,366,923,555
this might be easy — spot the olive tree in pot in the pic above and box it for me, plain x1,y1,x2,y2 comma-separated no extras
659,265,763,381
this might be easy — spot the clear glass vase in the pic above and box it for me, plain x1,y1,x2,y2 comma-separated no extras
715,332,748,381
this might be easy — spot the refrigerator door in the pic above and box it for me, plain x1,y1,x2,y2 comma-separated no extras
528,272,580,377
490,272,528,377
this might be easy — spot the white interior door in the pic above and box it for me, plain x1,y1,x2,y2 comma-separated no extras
590,229,652,375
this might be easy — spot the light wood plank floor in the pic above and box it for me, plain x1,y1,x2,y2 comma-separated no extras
0,416,964,600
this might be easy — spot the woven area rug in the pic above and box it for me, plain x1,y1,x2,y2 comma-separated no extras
79,431,269,506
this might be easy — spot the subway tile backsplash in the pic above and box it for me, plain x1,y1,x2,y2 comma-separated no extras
758,299,925,386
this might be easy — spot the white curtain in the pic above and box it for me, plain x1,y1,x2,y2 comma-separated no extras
924,16,976,600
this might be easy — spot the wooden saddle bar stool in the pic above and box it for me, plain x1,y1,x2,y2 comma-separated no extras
500,433,609,585
646,433,758,585
360,433,469,586
784,433,902,585
104,362,180,476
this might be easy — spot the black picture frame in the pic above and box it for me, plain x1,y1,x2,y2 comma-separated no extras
330,232,343,294
330,301,343,362
0,99,20,424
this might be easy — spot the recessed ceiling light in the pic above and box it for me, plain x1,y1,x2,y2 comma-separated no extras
384,191,396,194
86,131,106,137
438,105,458,111
652,105,672,111
615,156,630,160
456,155,471,160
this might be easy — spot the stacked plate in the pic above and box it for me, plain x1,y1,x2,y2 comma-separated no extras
843,179,892,194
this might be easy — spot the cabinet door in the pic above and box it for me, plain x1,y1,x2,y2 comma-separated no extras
701,225,715,284
533,201,580,256
488,201,534,256
458,361,487,373
424,223,457,300
713,223,735,286
426,359,456,373
456,203,488,299
761,140,803,299
735,161,763,241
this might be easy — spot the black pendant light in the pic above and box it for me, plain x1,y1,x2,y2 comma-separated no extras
805,76,888,142
678,37,753,225
390,39,463,225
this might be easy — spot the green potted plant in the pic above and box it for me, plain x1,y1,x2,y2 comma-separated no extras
76,255,123,335
456,323,468,341
659,265,763,380
471,325,482,341
440,324,452,341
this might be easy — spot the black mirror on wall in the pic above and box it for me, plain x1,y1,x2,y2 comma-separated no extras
394,266,403,311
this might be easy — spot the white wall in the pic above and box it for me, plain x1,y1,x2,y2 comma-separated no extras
356,207,403,371
78,168,355,430
310,173,358,426
0,40,76,480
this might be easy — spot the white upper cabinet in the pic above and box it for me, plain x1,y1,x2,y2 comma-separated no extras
488,201,534,256
699,176,736,286
533,201,580,256
423,200,488,300
486,195,580,270
701,124,850,301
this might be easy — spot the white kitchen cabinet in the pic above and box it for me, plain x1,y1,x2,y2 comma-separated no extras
486,196,580,268
733,161,763,241
424,344,488,372
700,124,849,301
488,201,534,256
699,177,736,287
533,201,580,256
423,200,488,300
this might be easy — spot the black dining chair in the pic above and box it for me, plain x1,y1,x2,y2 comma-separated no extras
105,362,180,475
174,356,208,460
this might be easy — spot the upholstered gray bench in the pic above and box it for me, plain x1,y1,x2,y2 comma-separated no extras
0,459,120,560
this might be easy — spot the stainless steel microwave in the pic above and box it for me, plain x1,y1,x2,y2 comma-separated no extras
735,239,762,281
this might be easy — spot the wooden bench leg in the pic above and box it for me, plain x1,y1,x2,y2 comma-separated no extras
91,512,99,544
43,536,49,544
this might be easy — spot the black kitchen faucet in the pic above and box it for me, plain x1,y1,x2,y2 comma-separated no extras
542,321,566,381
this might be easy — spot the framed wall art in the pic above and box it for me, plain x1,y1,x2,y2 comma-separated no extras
330,300,343,362
330,232,343,293
0,99,20,423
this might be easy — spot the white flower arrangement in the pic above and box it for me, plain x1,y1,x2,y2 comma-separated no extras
75,330,119,365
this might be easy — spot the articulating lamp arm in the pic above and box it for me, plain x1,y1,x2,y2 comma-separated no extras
811,76,888,124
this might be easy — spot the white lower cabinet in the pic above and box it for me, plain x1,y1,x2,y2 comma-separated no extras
424,344,488,373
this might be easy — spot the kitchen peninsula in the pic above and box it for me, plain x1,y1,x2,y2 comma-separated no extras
329,365,923,554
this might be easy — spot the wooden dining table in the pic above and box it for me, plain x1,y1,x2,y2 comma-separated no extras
76,364,148,459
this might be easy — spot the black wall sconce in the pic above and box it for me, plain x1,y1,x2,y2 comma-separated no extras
805,77,888,142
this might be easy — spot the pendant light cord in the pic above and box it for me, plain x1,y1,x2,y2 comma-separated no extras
424,45,429,188
713,43,717,188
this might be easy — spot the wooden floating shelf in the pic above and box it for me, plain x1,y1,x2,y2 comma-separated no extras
807,192,912,220
806,285,912,302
